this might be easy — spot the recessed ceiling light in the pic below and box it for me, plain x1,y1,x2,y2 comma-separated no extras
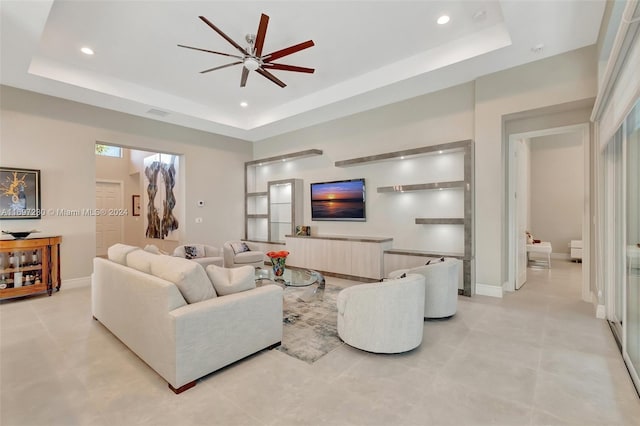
240,101,248,108
437,15,450,25
400,156,405,160
80,47,94,55
438,150,443,154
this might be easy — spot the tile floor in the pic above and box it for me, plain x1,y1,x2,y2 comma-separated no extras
1,260,639,425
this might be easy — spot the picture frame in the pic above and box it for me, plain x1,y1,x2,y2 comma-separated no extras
0,167,41,220
295,225,311,236
132,194,141,216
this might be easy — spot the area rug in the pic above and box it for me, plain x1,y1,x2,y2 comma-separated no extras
276,283,344,363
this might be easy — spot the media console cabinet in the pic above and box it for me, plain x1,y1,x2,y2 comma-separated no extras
284,234,393,280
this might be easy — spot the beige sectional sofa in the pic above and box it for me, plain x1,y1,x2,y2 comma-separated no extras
92,244,283,393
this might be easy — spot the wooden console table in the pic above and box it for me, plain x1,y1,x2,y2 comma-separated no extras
0,235,62,300
284,234,393,280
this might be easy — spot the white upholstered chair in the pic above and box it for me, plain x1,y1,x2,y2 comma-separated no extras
336,273,425,353
389,259,461,319
173,244,223,268
223,241,265,268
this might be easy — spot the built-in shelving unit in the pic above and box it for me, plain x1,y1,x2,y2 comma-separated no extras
244,150,322,243
268,179,303,243
335,139,474,296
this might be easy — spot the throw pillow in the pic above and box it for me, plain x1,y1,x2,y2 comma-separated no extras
151,256,217,303
184,245,198,259
183,244,206,259
230,242,250,254
206,265,256,296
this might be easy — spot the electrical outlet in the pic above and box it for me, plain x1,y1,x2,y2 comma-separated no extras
195,217,203,223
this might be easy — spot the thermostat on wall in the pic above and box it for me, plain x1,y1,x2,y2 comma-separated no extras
197,200,205,207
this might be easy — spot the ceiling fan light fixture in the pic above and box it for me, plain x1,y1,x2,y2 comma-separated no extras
243,57,260,71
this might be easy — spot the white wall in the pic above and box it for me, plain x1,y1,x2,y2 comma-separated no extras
529,132,584,256
474,46,597,290
0,86,252,280
254,46,597,292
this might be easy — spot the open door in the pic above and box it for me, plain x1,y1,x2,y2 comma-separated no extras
515,139,529,289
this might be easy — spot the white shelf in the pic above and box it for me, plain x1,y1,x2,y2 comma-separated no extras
377,181,465,193
415,218,464,225
335,140,470,167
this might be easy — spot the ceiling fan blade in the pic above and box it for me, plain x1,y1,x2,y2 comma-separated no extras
240,67,250,87
256,68,286,88
263,40,314,62
200,61,242,74
262,63,315,73
254,14,269,57
177,44,243,59
199,16,248,55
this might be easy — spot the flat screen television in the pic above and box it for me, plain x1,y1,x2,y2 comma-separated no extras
310,178,366,221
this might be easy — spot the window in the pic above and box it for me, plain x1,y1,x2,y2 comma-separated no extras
95,144,122,158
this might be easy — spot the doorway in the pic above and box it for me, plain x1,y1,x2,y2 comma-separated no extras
95,180,124,256
506,123,590,302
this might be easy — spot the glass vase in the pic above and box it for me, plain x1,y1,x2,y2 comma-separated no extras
271,256,287,277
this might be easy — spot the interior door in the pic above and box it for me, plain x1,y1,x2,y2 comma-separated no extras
96,181,123,256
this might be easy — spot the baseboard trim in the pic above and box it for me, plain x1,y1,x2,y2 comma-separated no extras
62,276,91,289
475,283,503,298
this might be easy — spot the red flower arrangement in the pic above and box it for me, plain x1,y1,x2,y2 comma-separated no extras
266,250,289,259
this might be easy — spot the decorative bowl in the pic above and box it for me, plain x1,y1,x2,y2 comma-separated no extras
2,230,40,240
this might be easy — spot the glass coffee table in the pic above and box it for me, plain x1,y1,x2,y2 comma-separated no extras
255,268,325,302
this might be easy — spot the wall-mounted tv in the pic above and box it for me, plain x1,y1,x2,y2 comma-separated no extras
310,178,366,221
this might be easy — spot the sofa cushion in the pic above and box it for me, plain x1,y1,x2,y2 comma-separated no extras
144,244,168,255
206,265,256,296
126,249,163,275
150,256,217,303
234,250,264,265
107,244,140,265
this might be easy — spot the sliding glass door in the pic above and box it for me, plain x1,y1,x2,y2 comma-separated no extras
603,128,625,340
625,100,640,388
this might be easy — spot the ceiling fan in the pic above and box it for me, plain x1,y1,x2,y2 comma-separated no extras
178,14,315,88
